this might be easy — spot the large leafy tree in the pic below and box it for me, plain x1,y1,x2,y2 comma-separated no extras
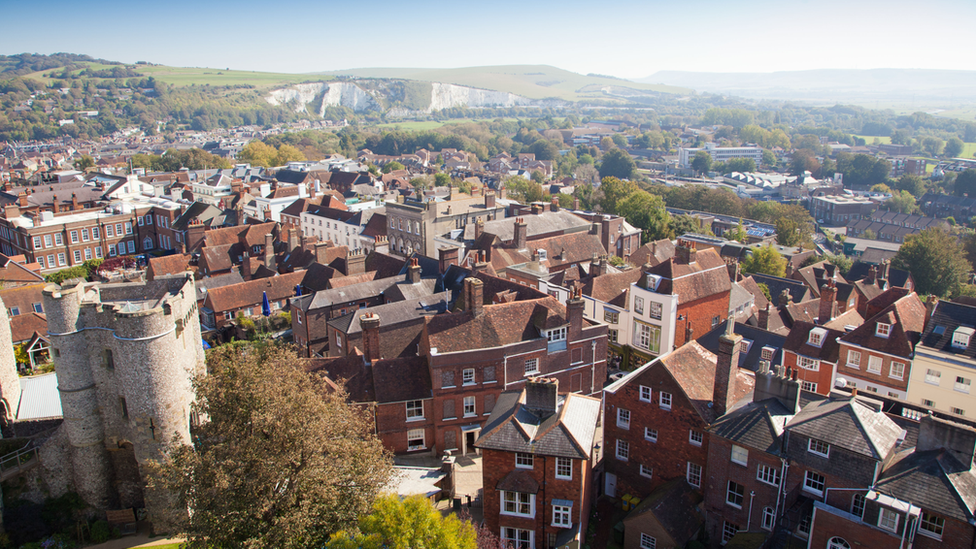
616,190,671,243
327,495,476,549
742,245,787,278
598,148,637,180
598,176,639,214
151,343,393,549
893,228,972,298
691,151,712,175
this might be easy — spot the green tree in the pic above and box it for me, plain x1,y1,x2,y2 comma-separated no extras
954,170,976,197
529,139,559,161
722,158,757,173
611,133,628,148
616,191,671,243
742,245,787,277
239,141,278,167
327,495,476,549
73,154,94,171
151,344,393,549
671,214,713,238
884,190,917,214
434,173,451,188
762,149,777,167
598,176,639,214
726,218,747,243
381,161,404,174
862,229,877,240
275,144,306,166
598,148,636,180
823,253,853,276
776,217,802,247
922,136,945,157
892,228,972,298
691,151,712,175
870,183,893,194
945,137,965,159
756,282,772,302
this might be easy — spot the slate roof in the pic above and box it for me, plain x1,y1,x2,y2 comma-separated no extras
195,271,244,303
786,396,904,459
425,296,566,354
475,389,602,460
876,448,976,523
623,478,703,547
172,202,224,232
489,232,608,274
840,291,926,359
364,251,407,279
463,210,591,241
848,261,912,289
710,399,793,454
920,300,976,359
696,322,786,373
644,248,731,304
783,321,844,363
749,274,811,304
372,356,432,404
329,292,449,335
305,275,404,310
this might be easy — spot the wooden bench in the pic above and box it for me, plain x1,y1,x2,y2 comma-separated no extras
105,508,137,536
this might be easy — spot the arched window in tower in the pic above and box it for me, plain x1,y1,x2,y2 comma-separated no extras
103,349,114,370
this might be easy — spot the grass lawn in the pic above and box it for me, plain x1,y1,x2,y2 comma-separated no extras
854,134,891,145
957,141,976,159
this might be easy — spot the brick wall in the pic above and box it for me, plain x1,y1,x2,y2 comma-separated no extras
703,436,782,542
782,351,836,396
675,291,730,348
374,399,434,455
837,342,911,394
482,448,592,548
604,365,708,498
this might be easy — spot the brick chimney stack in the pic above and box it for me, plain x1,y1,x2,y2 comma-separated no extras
474,218,484,241
472,250,488,274
514,217,527,250
589,254,603,278
524,377,558,419
573,196,580,211
407,257,422,284
485,191,496,209
264,232,276,271
346,249,365,275
759,303,770,330
439,246,459,273
360,313,381,364
713,318,743,417
818,280,837,325
550,196,560,212
464,276,484,317
567,287,584,341
675,240,697,265
866,265,877,285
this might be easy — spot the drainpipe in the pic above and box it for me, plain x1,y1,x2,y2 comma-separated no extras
591,341,597,394
774,457,789,530
746,491,755,530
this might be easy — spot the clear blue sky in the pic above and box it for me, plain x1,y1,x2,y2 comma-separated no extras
3,0,974,78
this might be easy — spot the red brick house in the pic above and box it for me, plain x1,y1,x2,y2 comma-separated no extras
782,321,845,396
602,322,754,500
475,378,602,549
837,287,926,399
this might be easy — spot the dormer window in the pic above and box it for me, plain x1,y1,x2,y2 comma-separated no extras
875,323,891,338
808,327,827,347
952,327,974,349
545,326,567,352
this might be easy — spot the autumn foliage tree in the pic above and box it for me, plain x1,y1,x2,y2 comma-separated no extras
150,343,393,549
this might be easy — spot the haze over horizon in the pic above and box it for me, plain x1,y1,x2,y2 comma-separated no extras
3,0,974,80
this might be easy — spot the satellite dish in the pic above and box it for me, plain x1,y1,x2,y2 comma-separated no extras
835,377,848,388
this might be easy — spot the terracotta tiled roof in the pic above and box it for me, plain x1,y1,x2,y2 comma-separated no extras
581,270,642,307
364,251,406,279
660,341,755,424
0,254,44,286
306,351,376,402
204,271,305,313
628,239,675,267
840,290,926,358
0,284,46,317
646,247,731,305
147,254,191,278
425,296,566,353
371,356,431,403
739,276,770,310
10,312,46,343
361,213,387,239
328,271,377,289
784,321,844,363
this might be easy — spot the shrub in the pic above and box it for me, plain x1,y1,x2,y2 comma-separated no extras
90,520,110,543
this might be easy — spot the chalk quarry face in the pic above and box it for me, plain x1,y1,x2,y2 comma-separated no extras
265,80,535,115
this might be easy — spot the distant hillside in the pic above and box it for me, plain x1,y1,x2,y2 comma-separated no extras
315,65,691,102
637,69,976,105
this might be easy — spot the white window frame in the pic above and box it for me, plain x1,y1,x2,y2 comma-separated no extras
761,507,775,531
919,512,945,540
462,368,475,385
889,361,905,380
867,355,883,374
687,462,702,487
524,358,539,375
501,491,534,518
463,396,476,417
925,369,941,385
726,480,744,509
639,385,652,402
876,322,891,338
851,493,866,518
640,533,656,549
955,376,971,394
689,430,703,446
797,356,820,371
808,438,830,458
501,527,532,548
722,520,739,544
407,428,425,451
644,427,658,443
555,457,572,480
616,439,629,461
803,470,826,496
878,507,899,532
617,408,630,430
640,464,653,479
757,463,780,487
731,445,748,466
552,505,571,528
659,391,672,410
515,453,534,469
405,400,424,421
846,349,860,368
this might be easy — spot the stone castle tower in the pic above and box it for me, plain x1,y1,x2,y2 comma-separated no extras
0,296,21,427
43,274,205,524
